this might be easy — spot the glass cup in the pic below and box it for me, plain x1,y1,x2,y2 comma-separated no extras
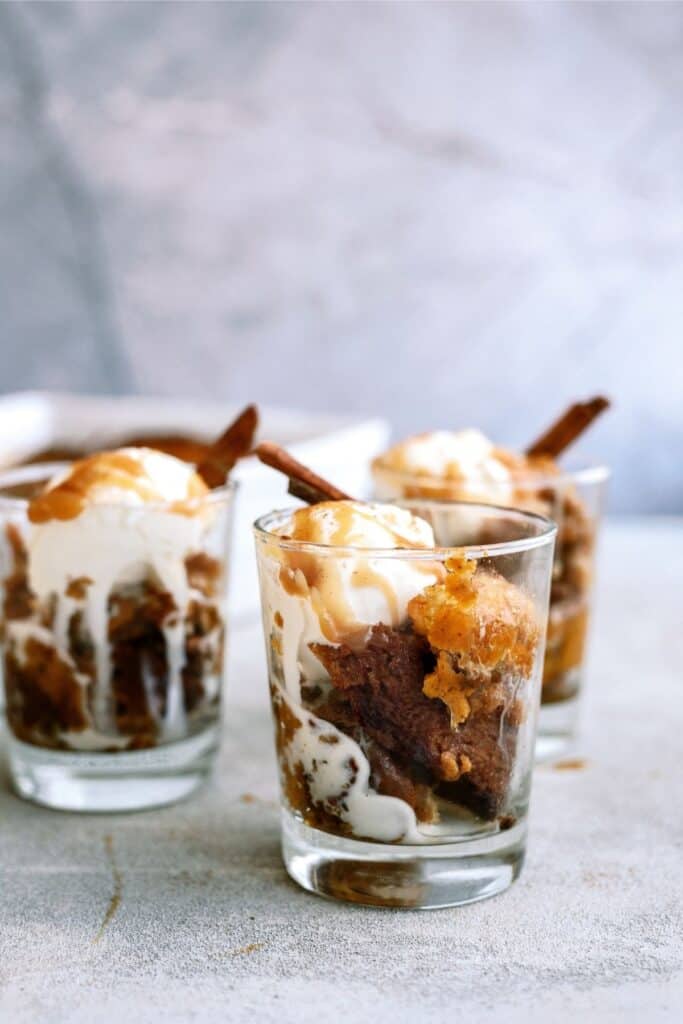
372,459,609,761
0,463,235,812
254,502,555,909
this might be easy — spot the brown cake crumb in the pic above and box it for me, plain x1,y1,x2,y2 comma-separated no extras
553,757,588,772
422,651,473,727
185,552,221,598
5,638,89,741
2,524,35,621
65,577,93,600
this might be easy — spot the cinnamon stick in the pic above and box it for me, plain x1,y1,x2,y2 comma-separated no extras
255,441,353,504
197,404,259,488
526,396,610,459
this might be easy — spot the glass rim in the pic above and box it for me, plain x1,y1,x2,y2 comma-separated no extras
371,455,610,490
0,461,237,512
253,501,557,560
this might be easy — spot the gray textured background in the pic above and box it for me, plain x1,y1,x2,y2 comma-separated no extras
0,2,682,512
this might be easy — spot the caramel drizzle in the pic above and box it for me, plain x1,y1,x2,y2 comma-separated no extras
526,396,610,459
351,564,399,624
287,501,433,552
27,452,179,524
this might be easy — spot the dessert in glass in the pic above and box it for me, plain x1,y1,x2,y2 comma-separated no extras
253,444,556,909
372,399,610,760
0,406,257,811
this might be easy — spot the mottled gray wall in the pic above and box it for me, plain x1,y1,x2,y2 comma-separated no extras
1,1,681,512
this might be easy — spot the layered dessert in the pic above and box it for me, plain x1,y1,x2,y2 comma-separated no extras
372,416,605,705
256,498,545,844
1,447,231,751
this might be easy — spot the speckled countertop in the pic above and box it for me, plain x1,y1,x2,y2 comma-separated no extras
1,519,682,1023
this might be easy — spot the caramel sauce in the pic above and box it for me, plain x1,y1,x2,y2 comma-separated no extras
276,502,443,643
279,566,309,598
310,584,356,644
27,451,207,523
65,576,93,600
350,564,399,625
169,474,210,516
288,501,431,552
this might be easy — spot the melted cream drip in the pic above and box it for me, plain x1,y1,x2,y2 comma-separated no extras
11,448,223,749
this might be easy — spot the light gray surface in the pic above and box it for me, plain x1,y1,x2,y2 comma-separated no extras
1,518,682,1023
1,2,682,511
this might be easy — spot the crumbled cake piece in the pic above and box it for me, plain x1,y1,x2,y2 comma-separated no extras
2,523,35,621
406,559,538,728
408,558,539,678
5,638,90,742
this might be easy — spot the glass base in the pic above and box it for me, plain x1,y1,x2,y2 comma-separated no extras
7,724,219,812
536,686,580,762
282,811,527,909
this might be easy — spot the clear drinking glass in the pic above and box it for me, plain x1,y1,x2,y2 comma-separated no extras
254,502,555,909
0,463,235,811
372,459,608,760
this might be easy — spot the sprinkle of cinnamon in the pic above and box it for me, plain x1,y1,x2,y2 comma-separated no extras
255,441,353,504
196,404,259,489
526,396,610,458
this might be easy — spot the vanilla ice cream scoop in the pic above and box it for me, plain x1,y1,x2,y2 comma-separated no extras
28,447,208,523
280,499,436,550
375,429,515,485
262,500,443,693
